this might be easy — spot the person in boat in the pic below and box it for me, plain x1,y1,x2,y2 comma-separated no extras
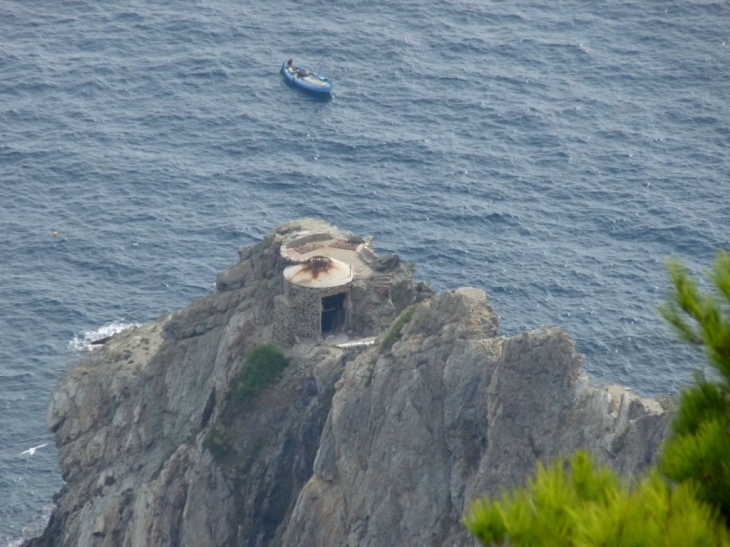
286,58,293,70
296,69,309,78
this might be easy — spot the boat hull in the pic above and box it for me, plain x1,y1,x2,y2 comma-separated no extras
281,62,332,95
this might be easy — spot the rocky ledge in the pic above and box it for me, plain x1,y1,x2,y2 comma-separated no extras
27,219,671,547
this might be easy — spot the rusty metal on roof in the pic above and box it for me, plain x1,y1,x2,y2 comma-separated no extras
304,256,333,278
283,256,354,289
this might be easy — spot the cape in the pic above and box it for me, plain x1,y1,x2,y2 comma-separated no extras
27,219,671,547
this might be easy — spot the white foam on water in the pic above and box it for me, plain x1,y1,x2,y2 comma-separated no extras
3,503,56,547
68,320,140,352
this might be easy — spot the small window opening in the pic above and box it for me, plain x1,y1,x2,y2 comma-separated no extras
321,292,348,335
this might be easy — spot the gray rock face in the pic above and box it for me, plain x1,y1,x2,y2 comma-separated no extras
27,220,671,547
282,288,668,546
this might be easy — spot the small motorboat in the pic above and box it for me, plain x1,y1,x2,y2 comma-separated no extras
280,59,332,95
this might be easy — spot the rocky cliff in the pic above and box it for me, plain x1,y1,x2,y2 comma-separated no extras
28,219,671,547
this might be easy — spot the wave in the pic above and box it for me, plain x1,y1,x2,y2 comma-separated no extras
68,320,140,353
2,502,54,547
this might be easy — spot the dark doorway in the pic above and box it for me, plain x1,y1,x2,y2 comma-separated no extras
321,292,347,335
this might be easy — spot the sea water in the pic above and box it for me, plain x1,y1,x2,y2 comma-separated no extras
1,0,728,542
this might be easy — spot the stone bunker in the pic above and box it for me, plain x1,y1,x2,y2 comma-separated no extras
282,255,353,338
273,225,397,346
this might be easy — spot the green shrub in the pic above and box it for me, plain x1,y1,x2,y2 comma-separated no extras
381,304,417,351
205,425,232,461
465,251,730,545
464,451,730,546
232,343,289,402
365,356,377,388
659,251,730,521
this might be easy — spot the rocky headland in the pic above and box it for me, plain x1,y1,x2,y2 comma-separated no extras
27,219,671,547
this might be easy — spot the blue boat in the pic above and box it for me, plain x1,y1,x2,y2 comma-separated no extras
280,59,332,95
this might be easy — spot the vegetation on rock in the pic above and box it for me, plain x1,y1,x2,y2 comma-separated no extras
207,344,289,460
381,304,417,351
205,425,233,461
232,343,289,402
464,451,730,546
465,251,730,545
659,251,730,522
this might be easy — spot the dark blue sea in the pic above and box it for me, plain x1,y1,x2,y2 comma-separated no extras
1,0,728,542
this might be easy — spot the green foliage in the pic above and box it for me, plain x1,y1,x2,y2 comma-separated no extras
464,451,730,546
381,304,417,351
365,355,378,387
211,345,289,456
232,343,289,402
205,425,232,461
465,251,730,545
662,419,730,518
669,372,729,438
658,251,730,520
659,251,730,377
367,304,418,386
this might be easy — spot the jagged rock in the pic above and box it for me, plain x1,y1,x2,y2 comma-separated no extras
282,289,668,546
26,220,671,547
371,253,401,272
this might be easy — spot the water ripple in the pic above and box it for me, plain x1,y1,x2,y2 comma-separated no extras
1,0,729,541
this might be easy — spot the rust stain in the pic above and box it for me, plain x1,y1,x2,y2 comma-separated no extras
301,256,333,279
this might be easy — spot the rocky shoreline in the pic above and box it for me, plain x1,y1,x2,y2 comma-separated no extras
26,219,671,547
